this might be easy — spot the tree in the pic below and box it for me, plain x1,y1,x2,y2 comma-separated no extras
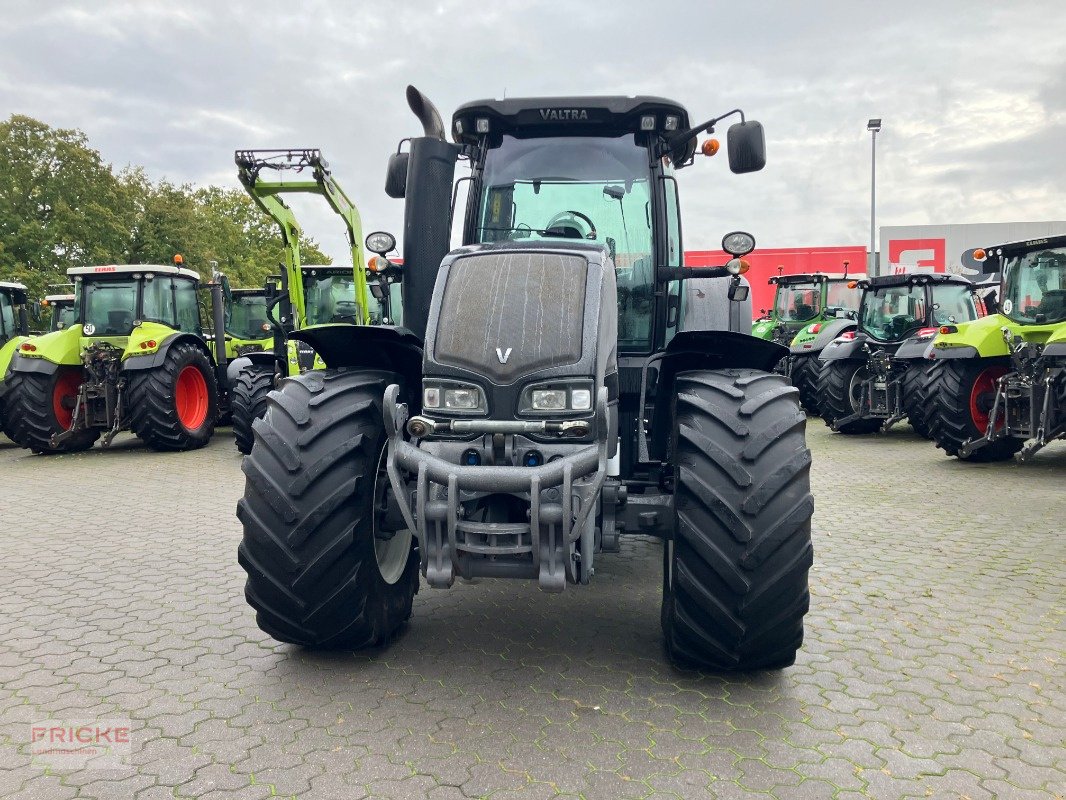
0,114,332,299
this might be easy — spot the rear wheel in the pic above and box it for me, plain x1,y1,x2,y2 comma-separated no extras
926,359,1022,461
662,369,814,671
815,359,881,434
237,368,418,648
231,363,275,455
2,367,99,454
902,363,933,439
127,342,218,451
790,355,821,414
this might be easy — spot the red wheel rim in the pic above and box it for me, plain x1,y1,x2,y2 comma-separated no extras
175,365,209,430
52,370,82,429
969,366,1008,432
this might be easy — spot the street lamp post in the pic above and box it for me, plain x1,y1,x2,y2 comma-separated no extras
867,118,881,274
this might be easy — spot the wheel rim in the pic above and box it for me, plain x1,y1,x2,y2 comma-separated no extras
371,446,413,585
847,366,868,413
969,366,1008,432
175,365,209,430
52,370,82,429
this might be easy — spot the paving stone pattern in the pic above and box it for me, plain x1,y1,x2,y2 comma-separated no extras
1,423,1063,799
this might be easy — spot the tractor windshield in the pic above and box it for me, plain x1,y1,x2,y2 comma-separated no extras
826,280,861,312
930,283,979,325
1002,246,1066,324
860,284,927,341
226,293,269,340
83,280,138,336
774,283,821,322
0,291,13,341
303,271,360,325
476,134,654,348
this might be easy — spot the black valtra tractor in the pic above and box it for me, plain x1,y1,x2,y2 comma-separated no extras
815,272,984,435
236,87,814,671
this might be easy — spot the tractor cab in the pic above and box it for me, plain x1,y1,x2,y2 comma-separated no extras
301,265,360,325
755,273,863,346
856,273,980,344
70,263,203,340
44,294,78,332
224,288,271,357
0,281,31,345
998,240,1066,326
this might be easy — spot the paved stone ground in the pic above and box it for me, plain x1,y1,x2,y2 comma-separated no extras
0,422,1063,800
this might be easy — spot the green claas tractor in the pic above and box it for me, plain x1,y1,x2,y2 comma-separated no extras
2,259,233,454
235,86,814,671
926,235,1066,461
228,149,381,455
0,281,34,432
815,272,984,435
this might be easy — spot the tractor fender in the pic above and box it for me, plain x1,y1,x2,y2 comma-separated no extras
7,351,61,376
290,324,424,389
789,318,857,355
1043,326,1066,358
227,351,276,385
646,330,787,459
819,333,869,362
894,336,936,361
121,332,212,372
928,344,980,360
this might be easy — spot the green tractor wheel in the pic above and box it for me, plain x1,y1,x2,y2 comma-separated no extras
926,359,1023,461
2,367,99,454
815,360,881,434
127,342,218,452
661,369,814,671
231,363,275,455
237,368,419,649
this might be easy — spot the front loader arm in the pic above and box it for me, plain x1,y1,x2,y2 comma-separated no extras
234,149,370,327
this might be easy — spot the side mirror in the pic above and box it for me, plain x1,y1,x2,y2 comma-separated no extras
727,120,766,174
728,279,749,302
385,152,409,199
30,302,42,322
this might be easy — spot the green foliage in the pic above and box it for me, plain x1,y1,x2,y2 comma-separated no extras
0,114,330,300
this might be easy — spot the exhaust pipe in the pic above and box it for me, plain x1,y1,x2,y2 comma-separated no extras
400,86,458,341
406,85,446,140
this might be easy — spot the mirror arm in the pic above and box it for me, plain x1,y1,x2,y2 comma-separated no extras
663,108,746,155
658,266,732,282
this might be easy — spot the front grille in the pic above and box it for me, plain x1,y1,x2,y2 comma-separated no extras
434,251,587,383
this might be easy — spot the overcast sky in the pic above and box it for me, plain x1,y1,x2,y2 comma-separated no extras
1,0,1064,263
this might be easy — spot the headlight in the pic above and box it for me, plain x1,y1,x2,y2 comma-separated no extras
520,381,594,415
531,389,567,410
445,388,480,409
422,381,486,414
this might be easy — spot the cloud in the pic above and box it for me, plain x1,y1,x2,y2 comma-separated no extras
1,0,1064,261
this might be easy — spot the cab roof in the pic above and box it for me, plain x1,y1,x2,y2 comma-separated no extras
68,264,201,281
0,281,28,291
863,273,973,290
45,294,76,303
452,95,694,159
985,233,1066,259
770,272,868,285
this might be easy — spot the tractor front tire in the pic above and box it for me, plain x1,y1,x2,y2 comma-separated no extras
127,342,218,451
2,367,99,454
926,359,1022,462
662,369,814,671
790,355,820,415
236,368,418,649
815,359,882,434
231,363,275,455
902,363,933,439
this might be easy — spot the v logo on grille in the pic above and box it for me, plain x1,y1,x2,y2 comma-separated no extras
495,347,512,364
